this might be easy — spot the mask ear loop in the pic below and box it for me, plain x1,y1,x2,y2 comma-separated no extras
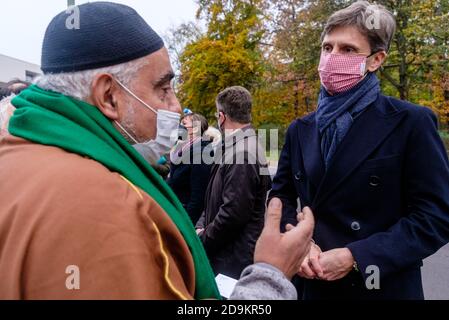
114,120,139,144
366,51,377,59
115,78,158,115
113,78,159,144
218,112,226,131
363,50,382,77
362,51,379,76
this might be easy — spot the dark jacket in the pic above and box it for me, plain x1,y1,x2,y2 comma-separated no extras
270,95,449,300
168,139,213,224
196,126,272,279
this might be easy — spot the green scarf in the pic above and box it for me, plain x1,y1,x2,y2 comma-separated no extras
9,85,220,300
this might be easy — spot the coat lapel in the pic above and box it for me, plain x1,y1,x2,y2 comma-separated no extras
312,98,407,208
297,118,325,189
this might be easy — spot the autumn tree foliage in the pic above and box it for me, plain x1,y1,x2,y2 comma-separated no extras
176,0,267,120
169,0,449,132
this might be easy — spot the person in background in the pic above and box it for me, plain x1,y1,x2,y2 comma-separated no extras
0,87,8,101
183,108,193,115
168,112,214,224
0,80,31,137
7,79,31,95
270,0,449,300
0,79,31,100
196,86,272,279
0,96,16,138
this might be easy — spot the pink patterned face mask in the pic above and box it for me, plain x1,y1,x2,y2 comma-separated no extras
318,52,370,95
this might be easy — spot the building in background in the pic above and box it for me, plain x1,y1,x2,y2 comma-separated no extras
0,53,42,89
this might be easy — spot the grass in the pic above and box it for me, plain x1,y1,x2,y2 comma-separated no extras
439,131,449,153
265,149,280,167
439,130,449,140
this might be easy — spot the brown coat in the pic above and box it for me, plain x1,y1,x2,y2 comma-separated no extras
0,136,195,299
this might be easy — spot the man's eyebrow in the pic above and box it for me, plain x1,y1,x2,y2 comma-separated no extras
322,41,361,50
153,71,175,87
339,42,361,50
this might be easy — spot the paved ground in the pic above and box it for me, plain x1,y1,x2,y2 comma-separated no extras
423,243,449,300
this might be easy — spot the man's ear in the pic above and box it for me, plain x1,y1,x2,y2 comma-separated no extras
90,74,120,120
367,50,387,72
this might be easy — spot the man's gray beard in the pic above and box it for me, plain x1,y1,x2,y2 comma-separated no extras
115,97,140,144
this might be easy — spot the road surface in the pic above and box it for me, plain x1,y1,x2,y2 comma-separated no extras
423,243,449,300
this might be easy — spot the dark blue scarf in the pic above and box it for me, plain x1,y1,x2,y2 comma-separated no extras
316,72,380,169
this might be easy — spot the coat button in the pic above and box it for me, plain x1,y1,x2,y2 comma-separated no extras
351,221,361,231
369,175,381,187
294,171,303,181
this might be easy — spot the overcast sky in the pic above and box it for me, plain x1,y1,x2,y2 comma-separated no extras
0,0,198,65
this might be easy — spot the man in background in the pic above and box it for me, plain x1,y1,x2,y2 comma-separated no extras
196,86,272,279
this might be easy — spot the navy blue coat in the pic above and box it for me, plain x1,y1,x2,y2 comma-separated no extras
167,139,213,224
270,94,449,300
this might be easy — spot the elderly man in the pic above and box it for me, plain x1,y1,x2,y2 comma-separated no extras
0,2,314,300
270,0,449,300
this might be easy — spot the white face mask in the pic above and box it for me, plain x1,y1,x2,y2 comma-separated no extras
114,79,181,164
